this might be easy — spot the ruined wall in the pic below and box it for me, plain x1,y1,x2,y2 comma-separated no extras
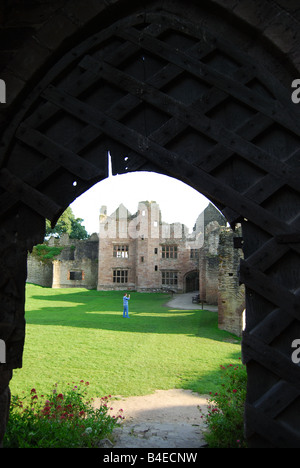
198,220,246,335
134,202,161,292
218,227,245,337
202,221,222,305
205,255,220,304
26,255,53,287
52,258,98,289
98,204,137,290
40,233,100,289
98,201,202,292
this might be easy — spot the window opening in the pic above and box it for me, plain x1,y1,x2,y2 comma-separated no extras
113,269,128,283
162,271,178,286
162,245,178,259
113,245,129,258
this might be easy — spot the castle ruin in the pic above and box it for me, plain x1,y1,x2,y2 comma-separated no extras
27,202,245,336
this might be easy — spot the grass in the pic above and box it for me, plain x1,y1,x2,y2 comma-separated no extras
10,284,242,400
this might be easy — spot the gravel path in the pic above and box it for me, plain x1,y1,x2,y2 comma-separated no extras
98,389,209,449
166,292,218,312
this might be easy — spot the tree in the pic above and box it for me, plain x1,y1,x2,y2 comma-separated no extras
46,207,89,240
69,217,89,240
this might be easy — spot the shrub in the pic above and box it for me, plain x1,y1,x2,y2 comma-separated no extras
31,244,63,262
199,360,247,448
4,381,124,448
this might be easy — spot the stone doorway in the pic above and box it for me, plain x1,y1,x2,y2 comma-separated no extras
0,0,300,447
185,271,199,293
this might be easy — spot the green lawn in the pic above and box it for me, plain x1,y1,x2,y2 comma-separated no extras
10,284,242,399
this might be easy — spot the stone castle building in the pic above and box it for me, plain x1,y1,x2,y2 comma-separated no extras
27,201,245,335
97,201,226,294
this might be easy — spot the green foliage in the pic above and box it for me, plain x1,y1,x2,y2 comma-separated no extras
31,244,64,263
199,361,247,448
69,217,89,240
46,207,89,240
4,381,123,448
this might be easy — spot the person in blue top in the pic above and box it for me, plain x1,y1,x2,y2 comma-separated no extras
123,293,130,318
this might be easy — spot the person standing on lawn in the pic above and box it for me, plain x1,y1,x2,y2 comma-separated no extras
123,293,130,318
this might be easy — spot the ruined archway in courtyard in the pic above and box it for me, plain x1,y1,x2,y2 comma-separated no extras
0,0,300,447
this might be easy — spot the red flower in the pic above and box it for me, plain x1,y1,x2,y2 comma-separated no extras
233,389,237,393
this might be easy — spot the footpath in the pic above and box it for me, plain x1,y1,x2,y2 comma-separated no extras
99,389,209,449
99,293,213,449
166,292,218,312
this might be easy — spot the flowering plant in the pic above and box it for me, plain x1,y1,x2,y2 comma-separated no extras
4,380,124,448
199,360,247,448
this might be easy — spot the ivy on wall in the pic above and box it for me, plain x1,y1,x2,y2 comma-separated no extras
31,244,64,263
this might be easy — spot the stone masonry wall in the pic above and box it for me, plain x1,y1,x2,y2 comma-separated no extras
52,258,98,289
26,255,53,287
202,221,223,305
218,227,245,337
98,201,202,292
98,204,137,290
51,233,99,289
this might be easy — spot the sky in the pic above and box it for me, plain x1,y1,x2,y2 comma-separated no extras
70,170,210,235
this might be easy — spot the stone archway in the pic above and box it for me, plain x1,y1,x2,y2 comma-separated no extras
0,1,300,447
